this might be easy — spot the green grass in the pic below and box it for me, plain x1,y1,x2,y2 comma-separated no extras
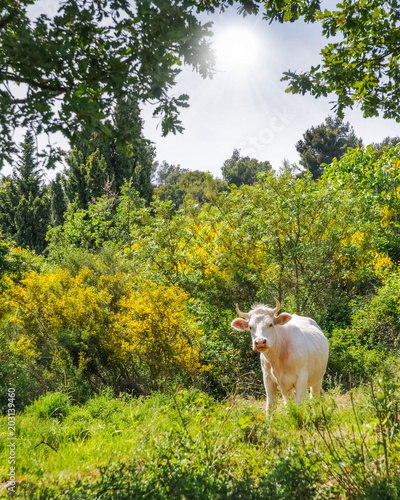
1,383,399,499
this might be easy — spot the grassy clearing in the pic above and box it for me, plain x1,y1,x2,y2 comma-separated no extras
1,382,399,499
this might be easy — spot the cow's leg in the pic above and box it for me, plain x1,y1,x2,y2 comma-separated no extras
264,375,277,413
261,356,277,413
310,380,323,398
280,388,290,405
279,373,296,405
294,370,308,403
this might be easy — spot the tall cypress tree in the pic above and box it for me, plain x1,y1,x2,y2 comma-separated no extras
0,130,50,253
49,173,68,227
65,149,108,209
65,98,154,207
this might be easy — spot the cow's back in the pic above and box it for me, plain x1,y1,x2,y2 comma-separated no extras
290,314,329,381
272,315,328,386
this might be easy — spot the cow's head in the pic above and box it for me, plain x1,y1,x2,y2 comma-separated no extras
231,299,292,352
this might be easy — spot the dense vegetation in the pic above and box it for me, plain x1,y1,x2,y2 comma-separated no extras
1,112,400,496
2,1,400,496
1,382,400,499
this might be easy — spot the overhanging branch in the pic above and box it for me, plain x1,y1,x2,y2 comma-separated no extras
0,72,68,93
0,88,27,104
0,14,13,31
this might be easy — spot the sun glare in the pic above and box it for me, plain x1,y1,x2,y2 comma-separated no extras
213,26,261,71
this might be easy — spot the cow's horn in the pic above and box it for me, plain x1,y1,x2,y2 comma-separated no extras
272,297,281,316
235,303,249,318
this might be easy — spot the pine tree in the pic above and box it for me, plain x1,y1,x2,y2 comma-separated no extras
65,98,154,207
296,116,363,180
49,173,68,227
0,130,50,253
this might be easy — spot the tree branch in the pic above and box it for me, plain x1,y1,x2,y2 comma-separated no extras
0,88,27,104
34,438,58,452
0,72,68,93
0,14,13,31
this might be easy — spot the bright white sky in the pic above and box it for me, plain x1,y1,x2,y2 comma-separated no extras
142,7,400,178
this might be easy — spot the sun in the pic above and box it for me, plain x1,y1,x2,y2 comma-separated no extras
213,26,261,71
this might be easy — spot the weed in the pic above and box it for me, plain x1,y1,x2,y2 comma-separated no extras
1,382,400,499
26,392,71,422
310,378,400,499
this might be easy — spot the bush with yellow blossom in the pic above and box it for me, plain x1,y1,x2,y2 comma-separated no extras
112,281,204,390
0,268,205,409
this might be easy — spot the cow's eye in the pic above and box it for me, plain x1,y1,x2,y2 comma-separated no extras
267,323,273,328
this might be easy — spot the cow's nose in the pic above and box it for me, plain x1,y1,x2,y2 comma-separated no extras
255,338,267,348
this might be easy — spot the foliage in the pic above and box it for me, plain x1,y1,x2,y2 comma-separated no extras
129,169,369,315
0,130,50,253
372,136,400,158
65,149,109,209
65,98,154,207
152,162,227,211
351,270,400,349
224,168,382,317
323,145,400,263
0,267,204,405
0,0,215,166
46,192,121,255
49,173,68,228
152,161,189,187
221,149,272,186
47,181,151,259
327,327,384,386
325,269,400,384
155,170,227,210
114,280,205,389
257,0,400,121
0,233,40,291
296,116,363,179
0,242,40,409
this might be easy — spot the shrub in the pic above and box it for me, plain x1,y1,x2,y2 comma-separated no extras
351,271,400,349
26,392,72,421
114,280,205,390
0,269,205,409
327,328,379,383
326,271,400,383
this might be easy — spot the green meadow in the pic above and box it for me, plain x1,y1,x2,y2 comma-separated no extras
1,380,400,499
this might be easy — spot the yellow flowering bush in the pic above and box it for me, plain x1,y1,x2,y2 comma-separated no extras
373,253,394,277
113,281,204,388
380,205,397,228
7,267,112,339
0,267,204,399
0,233,39,293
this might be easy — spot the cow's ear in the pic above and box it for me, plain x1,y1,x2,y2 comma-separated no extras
231,318,249,331
273,313,292,326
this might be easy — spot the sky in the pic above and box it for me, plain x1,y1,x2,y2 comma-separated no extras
142,7,400,178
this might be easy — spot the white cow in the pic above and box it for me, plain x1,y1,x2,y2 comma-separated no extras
231,299,329,413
